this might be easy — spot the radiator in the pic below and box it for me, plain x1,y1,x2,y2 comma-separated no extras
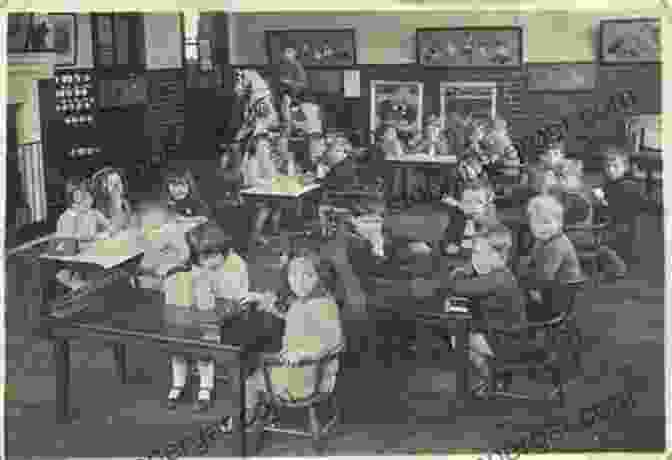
17,141,47,223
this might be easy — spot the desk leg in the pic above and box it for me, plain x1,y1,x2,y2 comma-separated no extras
54,339,71,423
113,343,128,384
236,354,247,458
402,167,410,207
456,321,470,407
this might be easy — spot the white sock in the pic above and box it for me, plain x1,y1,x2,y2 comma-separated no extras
198,360,215,391
171,356,188,388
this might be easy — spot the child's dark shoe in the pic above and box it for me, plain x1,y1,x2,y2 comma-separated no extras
193,389,214,413
167,386,186,411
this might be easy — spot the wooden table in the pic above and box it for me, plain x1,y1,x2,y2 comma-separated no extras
39,279,284,458
386,154,458,206
240,182,322,228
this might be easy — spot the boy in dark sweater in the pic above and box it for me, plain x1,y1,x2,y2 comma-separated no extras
411,223,526,396
594,146,649,266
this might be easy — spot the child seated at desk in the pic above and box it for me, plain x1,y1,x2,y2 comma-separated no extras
241,133,283,247
163,167,212,221
411,223,525,397
55,177,112,290
518,194,584,323
317,139,387,260
594,146,650,268
219,249,343,430
167,222,250,412
91,167,133,233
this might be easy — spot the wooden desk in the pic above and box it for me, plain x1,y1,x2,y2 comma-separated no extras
241,182,322,227
39,279,284,458
386,154,458,206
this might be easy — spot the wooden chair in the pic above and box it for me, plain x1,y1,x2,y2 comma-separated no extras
565,219,611,287
479,279,586,406
254,343,345,454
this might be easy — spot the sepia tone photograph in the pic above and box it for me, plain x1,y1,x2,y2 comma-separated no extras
3,11,665,458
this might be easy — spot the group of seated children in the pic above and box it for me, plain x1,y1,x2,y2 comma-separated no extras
159,219,343,420
404,138,647,396
55,167,132,290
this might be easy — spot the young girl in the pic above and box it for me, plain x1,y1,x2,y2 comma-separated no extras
219,249,343,431
167,222,250,412
91,167,133,233
163,168,212,221
241,133,282,246
55,178,112,290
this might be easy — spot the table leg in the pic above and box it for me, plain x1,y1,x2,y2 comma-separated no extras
54,338,71,423
456,321,470,405
113,343,128,384
236,353,247,458
402,167,410,207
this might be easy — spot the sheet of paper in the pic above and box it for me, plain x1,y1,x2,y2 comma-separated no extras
344,70,360,98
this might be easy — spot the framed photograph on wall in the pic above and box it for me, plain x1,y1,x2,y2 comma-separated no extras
600,18,660,64
47,14,78,67
265,29,356,67
370,80,423,138
417,27,523,68
527,63,596,92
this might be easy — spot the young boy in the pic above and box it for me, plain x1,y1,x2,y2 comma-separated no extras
595,146,649,266
519,194,584,322
411,223,526,396
317,140,387,260
276,44,308,133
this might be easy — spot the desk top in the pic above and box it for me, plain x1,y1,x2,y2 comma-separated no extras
241,182,321,198
44,280,284,352
386,154,458,164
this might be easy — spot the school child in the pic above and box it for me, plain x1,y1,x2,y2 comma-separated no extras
519,139,566,189
440,178,499,256
411,223,526,397
163,168,212,221
377,123,416,201
218,250,343,431
317,140,387,260
55,177,112,290
241,133,282,246
408,114,453,200
167,222,250,412
276,43,308,134
443,152,490,207
518,195,584,323
91,167,133,233
595,146,650,267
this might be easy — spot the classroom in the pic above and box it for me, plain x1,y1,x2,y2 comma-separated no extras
5,11,665,457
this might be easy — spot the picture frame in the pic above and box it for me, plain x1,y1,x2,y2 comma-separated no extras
265,29,357,67
527,62,597,92
416,27,523,68
48,14,78,67
600,18,660,65
8,14,32,52
370,80,423,138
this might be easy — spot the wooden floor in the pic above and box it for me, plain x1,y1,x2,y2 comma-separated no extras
5,188,665,457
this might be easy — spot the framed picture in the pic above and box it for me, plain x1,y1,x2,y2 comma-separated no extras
600,18,660,64
266,29,356,67
8,14,32,52
527,63,597,92
370,80,423,138
439,81,497,127
48,14,78,66
417,27,523,68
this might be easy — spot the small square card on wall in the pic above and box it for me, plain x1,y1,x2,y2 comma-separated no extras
344,70,360,98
